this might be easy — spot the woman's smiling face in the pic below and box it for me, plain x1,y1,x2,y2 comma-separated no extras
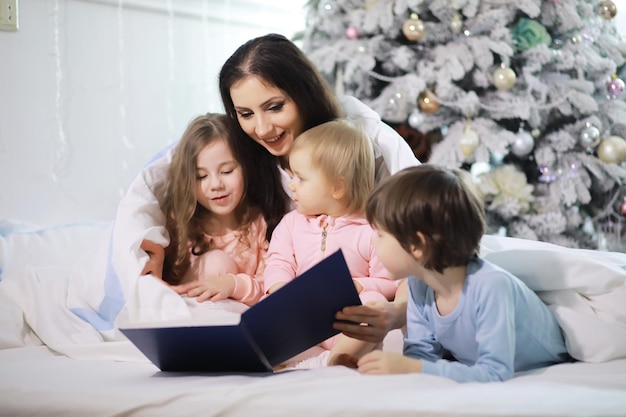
230,76,305,157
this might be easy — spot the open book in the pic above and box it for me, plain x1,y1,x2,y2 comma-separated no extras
120,249,362,373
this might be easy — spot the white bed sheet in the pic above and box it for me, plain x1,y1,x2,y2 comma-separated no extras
1,345,626,417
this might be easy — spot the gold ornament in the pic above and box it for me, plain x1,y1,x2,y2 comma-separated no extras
611,135,626,160
402,13,426,41
450,12,463,33
598,0,617,20
493,66,517,90
531,128,541,138
570,33,583,44
459,124,480,157
417,89,439,113
597,135,626,164
365,0,380,10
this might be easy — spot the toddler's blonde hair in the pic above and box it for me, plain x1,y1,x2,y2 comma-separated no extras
291,119,374,213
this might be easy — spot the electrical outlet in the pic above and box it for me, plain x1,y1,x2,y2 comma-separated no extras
0,0,18,32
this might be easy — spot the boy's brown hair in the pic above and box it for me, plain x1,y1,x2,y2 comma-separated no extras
366,164,485,273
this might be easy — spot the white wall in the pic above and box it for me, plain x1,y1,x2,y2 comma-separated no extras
615,1,626,37
2,1,626,227
0,0,306,226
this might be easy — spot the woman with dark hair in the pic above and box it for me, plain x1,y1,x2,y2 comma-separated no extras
218,33,420,351
219,33,418,183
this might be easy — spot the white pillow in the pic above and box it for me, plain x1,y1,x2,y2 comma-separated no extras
480,234,626,292
481,234,626,362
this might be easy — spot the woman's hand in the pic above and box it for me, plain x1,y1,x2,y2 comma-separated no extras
172,274,236,302
140,239,165,280
333,278,409,343
333,301,405,343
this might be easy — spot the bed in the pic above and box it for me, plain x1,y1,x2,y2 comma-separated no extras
1,219,626,417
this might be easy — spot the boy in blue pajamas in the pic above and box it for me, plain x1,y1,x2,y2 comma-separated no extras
352,165,570,382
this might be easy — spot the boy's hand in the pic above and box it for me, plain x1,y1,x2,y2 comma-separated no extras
357,350,422,375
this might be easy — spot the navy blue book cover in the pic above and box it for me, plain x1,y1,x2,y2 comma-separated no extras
120,249,362,373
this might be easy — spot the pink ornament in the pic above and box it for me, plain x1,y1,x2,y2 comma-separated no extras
621,198,626,215
345,26,359,40
607,77,625,97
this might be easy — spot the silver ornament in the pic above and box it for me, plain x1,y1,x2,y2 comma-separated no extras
511,130,535,157
579,124,601,148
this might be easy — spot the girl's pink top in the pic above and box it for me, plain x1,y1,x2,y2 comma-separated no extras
190,213,268,305
263,210,397,299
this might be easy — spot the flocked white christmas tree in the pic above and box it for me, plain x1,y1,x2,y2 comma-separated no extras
301,0,626,251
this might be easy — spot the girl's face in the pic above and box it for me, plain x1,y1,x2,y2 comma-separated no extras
372,226,418,280
195,138,245,228
230,76,304,157
287,149,337,217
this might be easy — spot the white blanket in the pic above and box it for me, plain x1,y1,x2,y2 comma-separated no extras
0,218,246,360
1,214,625,363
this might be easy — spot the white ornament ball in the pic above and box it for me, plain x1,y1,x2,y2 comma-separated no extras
408,109,424,129
493,67,517,90
597,135,626,164
459,125,480,157
511,130,535,157
318,0,337,14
